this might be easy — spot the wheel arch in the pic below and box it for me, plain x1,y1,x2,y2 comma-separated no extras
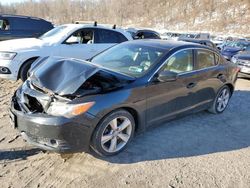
225,83,234,95
91,106,143,140
121,107,140,132
18,56,39,79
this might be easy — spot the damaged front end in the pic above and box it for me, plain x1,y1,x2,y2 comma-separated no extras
10,57,133,152
10,79,98,152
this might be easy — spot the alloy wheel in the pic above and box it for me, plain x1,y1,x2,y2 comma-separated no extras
101,116,132,153
216,88,230,112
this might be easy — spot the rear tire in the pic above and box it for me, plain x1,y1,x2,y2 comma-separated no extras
91,110,135,156
208,85,231,114
19,59,36,81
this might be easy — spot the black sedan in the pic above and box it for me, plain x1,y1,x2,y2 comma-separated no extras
10,40,238,156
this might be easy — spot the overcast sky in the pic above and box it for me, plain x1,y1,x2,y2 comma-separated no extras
1,0,27,5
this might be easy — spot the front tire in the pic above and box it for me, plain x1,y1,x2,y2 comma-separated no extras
208,85,231,114
19,59,36,81
91,110,135,156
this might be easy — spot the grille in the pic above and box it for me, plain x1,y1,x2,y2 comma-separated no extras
24,94,44,113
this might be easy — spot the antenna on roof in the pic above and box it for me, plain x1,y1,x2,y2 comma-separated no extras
94,21,97,26
113,24,116,29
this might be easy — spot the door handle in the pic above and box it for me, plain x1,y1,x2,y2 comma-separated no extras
186,82,196,89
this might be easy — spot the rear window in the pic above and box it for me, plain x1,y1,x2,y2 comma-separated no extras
196,50,216,69
143,32,160,39
135,32,160,39
96,29,127,43
10,17,52,30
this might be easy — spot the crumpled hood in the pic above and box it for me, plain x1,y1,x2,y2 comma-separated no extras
29,57,100,95
0,38,47,52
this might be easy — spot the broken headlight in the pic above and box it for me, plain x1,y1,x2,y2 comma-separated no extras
46,101,95,118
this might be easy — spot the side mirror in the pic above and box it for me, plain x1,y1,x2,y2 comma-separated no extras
87,40,93,44
133,35,139,40
157,70,178,82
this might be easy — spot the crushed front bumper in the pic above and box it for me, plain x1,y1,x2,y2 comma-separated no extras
10,96,98,153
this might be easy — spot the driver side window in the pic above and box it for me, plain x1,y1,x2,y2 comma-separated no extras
0,19,10,30
65,29,94,44
162,49,193,73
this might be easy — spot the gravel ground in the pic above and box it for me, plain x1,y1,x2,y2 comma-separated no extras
0,78,250,188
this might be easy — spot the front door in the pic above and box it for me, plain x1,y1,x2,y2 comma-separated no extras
146,49,198,126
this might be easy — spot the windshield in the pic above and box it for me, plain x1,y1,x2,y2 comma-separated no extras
39,26,68,40
91,43,166,78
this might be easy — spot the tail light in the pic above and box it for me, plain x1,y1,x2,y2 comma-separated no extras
236,67,240,73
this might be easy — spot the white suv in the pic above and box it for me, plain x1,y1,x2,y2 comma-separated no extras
0,23,132,81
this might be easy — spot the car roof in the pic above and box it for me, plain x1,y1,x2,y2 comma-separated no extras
61,24,132,40
136,29,159,33
0,14,46,21
124,39,212,51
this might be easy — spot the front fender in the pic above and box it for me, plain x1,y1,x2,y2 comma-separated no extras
72,88,147,132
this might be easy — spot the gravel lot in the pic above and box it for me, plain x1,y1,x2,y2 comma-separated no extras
0,78,250,188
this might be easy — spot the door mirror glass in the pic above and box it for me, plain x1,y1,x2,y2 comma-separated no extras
134,35,139,39
157,70,178,82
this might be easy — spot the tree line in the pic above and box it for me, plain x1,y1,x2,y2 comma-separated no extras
0,0,249,34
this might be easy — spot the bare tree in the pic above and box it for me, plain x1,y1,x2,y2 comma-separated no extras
0,0,249,34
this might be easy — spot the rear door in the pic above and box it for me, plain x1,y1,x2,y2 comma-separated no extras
191,49,224,108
